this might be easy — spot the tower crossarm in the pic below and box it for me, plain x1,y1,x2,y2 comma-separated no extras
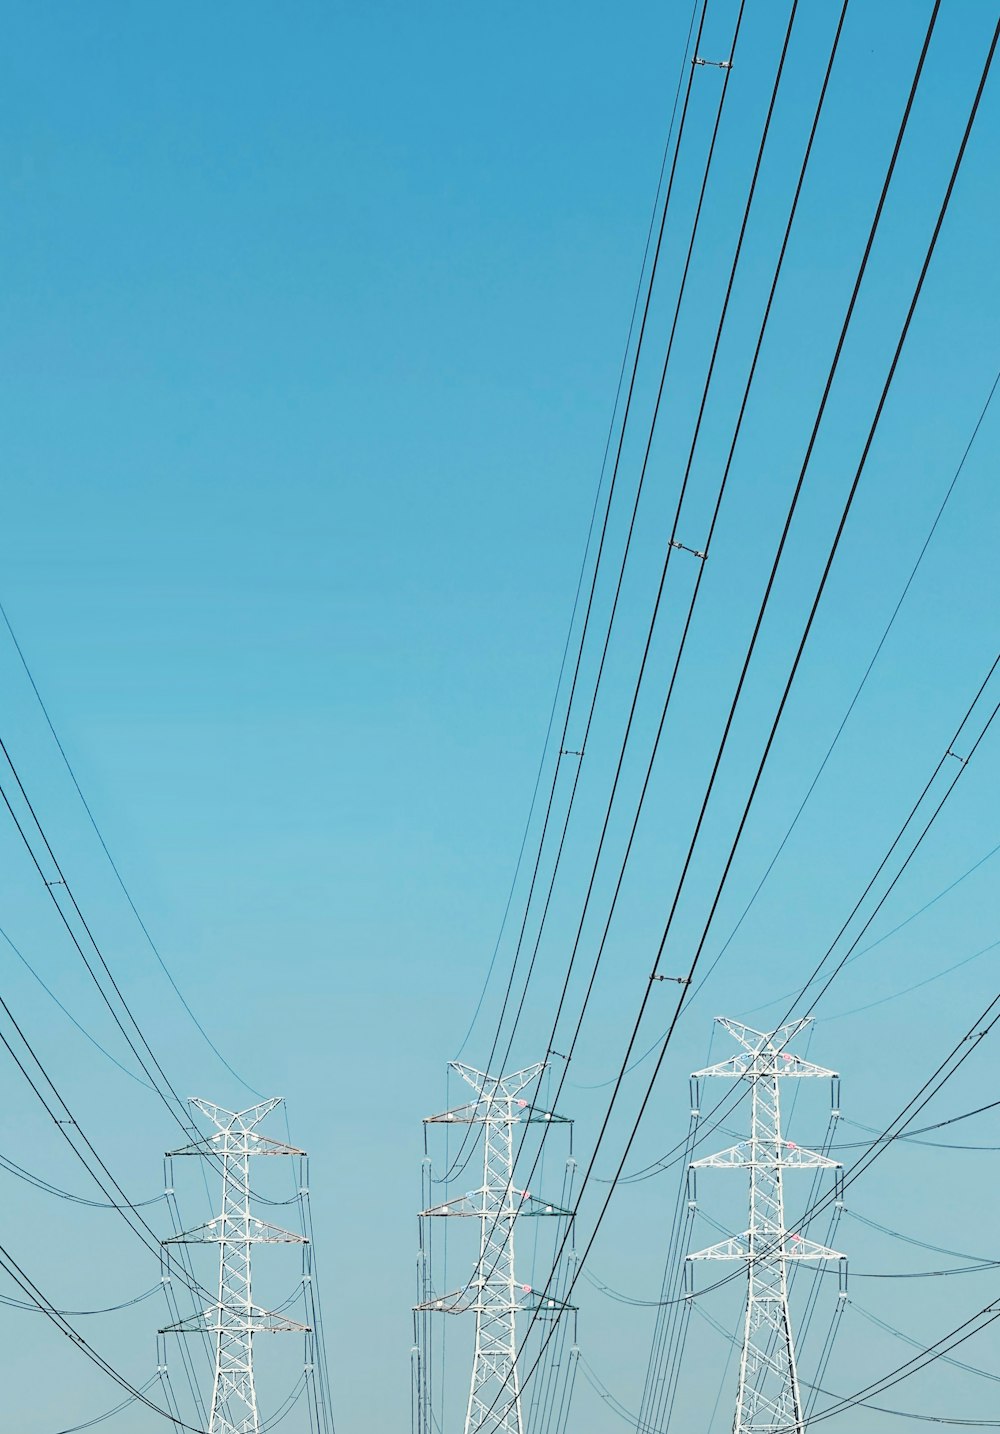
692,1017,837,1081
514,1192,573,1217
521,1289,577,1317
415,1288,577,1318
164,1217,306,1245
190,1097,283,1132
713,1017,810,1055
161,1097,308,1434
692,1052,838,1080
688,1232,844,1262
160,1307,310,1335
417,1060,565,1434
421,1189,572,1219
421,1193,502,1218
416,1288,478,1315
684,1018,846,1434
424,1103,569,1126
691,1143,839,1170
168,1132,305,1158
450,1060,546,1101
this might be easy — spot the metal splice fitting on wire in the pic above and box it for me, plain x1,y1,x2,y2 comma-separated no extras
668,539,707,560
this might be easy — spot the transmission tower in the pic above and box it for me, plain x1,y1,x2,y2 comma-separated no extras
161,1097,309,1434
687,1019,845,1434
416,1062,574,1434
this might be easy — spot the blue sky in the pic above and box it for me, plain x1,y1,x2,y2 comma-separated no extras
1,2,999,1431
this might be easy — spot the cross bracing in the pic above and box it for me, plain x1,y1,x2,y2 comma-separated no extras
161,1098,309,1434
416,1062,575,1434
688,1019,845,1434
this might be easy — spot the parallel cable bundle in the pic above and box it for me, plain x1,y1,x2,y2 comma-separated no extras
445,6,1000,1431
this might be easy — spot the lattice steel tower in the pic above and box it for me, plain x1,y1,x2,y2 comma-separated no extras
416,1062,573,1434
688,1019,844,1434
161,1098,309,1434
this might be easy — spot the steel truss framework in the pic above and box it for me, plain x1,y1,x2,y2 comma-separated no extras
688,1019,845,1434
161,1098,309,1434
417,1062,573,1434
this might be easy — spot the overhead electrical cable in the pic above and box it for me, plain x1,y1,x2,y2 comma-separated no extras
0,721,273,1214
488,0,856,1226
0,987,216,1305
715,1096,1000,1152
435,0,715,1189
698,359,1000,1001
843,1210,998,1267
467,0,714,1085
472,0,939,1325
0,737,211,1146
0,597,262,1098
454,0,702,1062
771,654,1000,1036
692,1300,1000,1427
46,1375,160,1434
634,1108,701,1431
581,376,1000,1089
823,933,1000,1022
600,642,1000,1216
625,910,1000,1328
500,0,829,1113
450,0,790,1306
585,1324,1000,1431
0,918,154,1089
739,831,1000,1022
620,997,1000,1189
0,1284,163,1316
472,0,816,1265
0,1149,166,1208
491,0,753,1089
549,0,991,1209
786,1297,1000,1429
850,1298,1000,1386
0,1237,206,1432
480,19,1000,1400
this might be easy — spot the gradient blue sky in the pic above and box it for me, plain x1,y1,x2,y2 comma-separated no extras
2,2,999,1431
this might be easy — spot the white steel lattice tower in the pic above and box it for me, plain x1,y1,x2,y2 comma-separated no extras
161,1098,309,1434
416,1062,573,1434
688,1019,844,1434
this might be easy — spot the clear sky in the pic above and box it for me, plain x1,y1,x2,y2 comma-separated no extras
1,2,999,1432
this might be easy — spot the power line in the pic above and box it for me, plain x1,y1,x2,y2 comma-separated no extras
587,364,1000,1089
470,0,951,1351
47,1374,160,1434
495,592,1000,1426
491,0,752,1089
0,1237,206,1432
0,596,262,1098
0,736,207,1140
0,1148,166,1208
460,0,819,1308
0,1284,163,1316
437,0,717,1190
850,1298,1000,1386
454,0,702,1064
0,918,154,1089
0,984,216,1305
